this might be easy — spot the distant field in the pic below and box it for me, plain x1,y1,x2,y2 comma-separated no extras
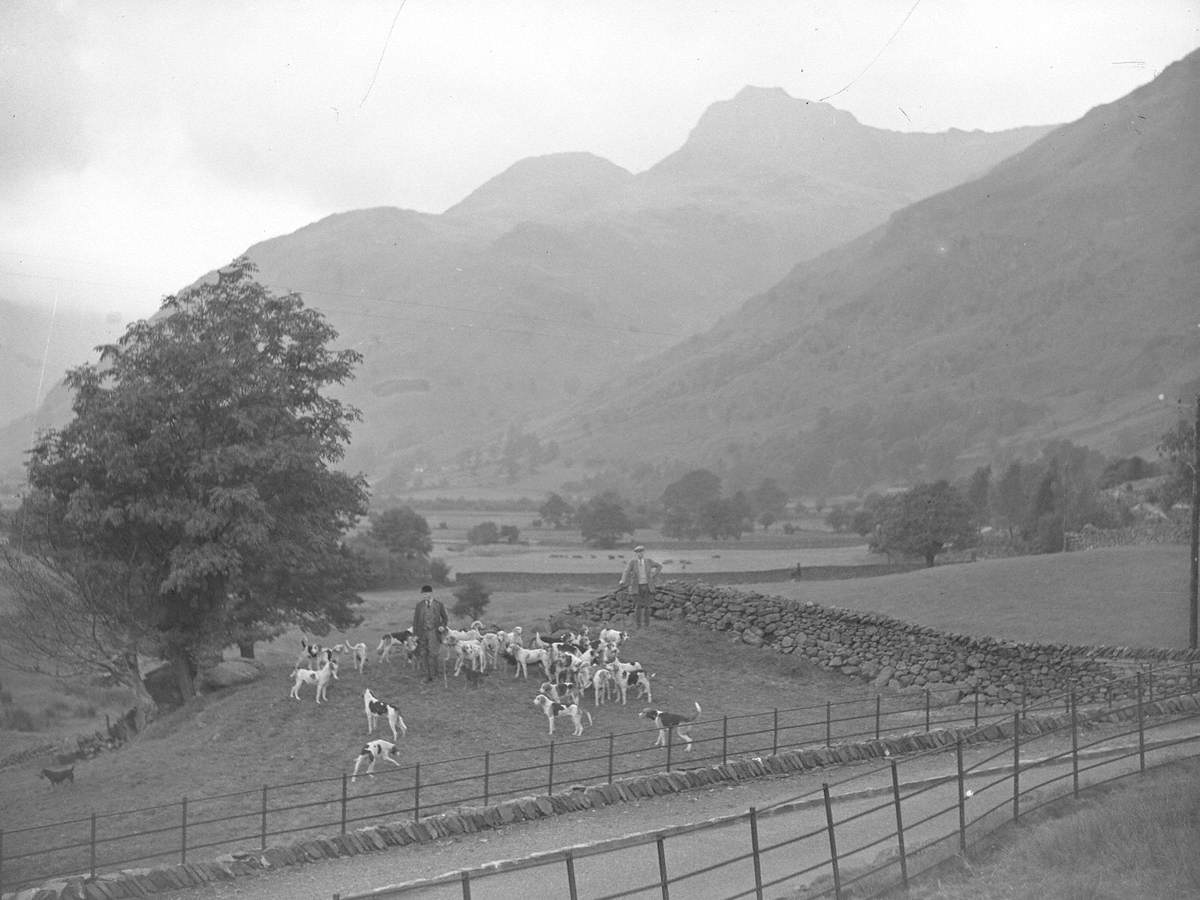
736,544,1193,649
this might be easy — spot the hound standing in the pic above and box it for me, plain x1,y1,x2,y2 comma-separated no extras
363,688,408,742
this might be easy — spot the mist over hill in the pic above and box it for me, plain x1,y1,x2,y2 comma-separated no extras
543,50,1200,496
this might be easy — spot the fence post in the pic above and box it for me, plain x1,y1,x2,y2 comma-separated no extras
656,835,671,900
973,692,979,728
1137,672,1146,774
924,689,931,732
1012,713,1020,823
484,751,491,806
608,734,614,784
772,708,779,757
722,715,728,765
414,763,421,822
749,807,764,900
90,812,97,878
956,738,966,854
1071,691,1079,798
825,701,832,747
890,761,909,890
1148,662,1154,705
341,774,348,834
181,796,188,865
548,740,556,795
459,870,471,900
666,726,674,772
875,694,881,740
0,827,4,897
822,783,842,900
261,785,268,849
565,848,579,900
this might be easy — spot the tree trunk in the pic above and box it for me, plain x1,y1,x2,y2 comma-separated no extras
120,657,159,730
237,640,256,659
166,647,197,702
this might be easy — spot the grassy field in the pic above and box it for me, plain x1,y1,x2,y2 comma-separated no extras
0,543,1195,888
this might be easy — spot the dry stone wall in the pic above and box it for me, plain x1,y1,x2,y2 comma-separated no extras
1065,522,1189,550
567,581,1200,707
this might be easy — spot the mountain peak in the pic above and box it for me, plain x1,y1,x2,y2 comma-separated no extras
444,152,633,226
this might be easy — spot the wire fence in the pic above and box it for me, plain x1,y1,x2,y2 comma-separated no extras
331,665,1200,899
2,661,1197,894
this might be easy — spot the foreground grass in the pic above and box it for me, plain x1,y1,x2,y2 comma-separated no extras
893,758,1200,900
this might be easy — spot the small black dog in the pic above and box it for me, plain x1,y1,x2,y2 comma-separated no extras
464,667,489,688
40,766,75,787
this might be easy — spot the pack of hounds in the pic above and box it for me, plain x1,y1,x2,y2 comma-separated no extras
287,623,703,782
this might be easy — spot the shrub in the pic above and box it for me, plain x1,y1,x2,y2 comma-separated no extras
451,577,491,620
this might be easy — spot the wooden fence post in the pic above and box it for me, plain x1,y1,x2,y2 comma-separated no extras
822,783,842,900
90,813,97,878
772,708,779,757
484,751,490,806
459,870,472,899
749,807,764,900
924,689,931,732
973,693,979,728
722,715,728,764
565,848,579,900
181,796,188,864
956,738,967,854
414,763,421,822
261,785,268,849
875,695,881,740
825,701,832,747
666,727,674,772
890,761,908,890
548,740,556,795
656,835,671,900
608,734,614,784
341,774,348,834
1137,672,1146,774
1071,691,1079,798
1012,713,1020,823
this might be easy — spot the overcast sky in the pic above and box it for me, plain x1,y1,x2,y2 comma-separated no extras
3,0,1197,323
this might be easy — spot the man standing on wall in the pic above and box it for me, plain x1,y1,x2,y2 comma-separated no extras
618,545,663,629
412,584,448,683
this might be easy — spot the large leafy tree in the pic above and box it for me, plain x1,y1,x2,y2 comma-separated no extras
369,506,433,559
539,492,574,528
12,258,369,708
661,469,722,539
577,492,633,548
872,481,978,567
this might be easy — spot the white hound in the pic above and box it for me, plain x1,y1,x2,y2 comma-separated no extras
289,652,338,703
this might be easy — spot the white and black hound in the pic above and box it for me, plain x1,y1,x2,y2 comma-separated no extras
532,693,593,736
333,639,369,674
376,629,418,665
363,688,408,742
641,701,701,752
351,739,404,782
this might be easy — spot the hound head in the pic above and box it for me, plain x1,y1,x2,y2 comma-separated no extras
640,707,660,721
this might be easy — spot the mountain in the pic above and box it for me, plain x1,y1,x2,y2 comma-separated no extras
543,51,1200,495
0,88,1053,492
184,93,1050,489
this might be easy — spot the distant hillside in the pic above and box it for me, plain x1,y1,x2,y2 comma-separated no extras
0,87,1053,491
545,50,1200,495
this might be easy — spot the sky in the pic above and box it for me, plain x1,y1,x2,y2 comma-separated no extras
2,0,1198,324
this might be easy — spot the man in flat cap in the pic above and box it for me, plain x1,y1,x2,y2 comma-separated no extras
618,545,662,629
